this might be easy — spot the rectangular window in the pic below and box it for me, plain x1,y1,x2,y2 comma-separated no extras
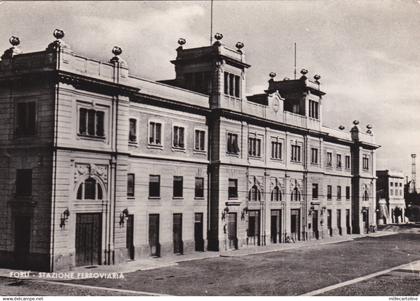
127,174,135,197
149,122,162,145
79,108,105,138
390,182,393,187
362,155,369,170
291,144,301,162
345,155,351,169
173,126,185,149
248,137,261,157
173,176,183,198
227,133,240,154
336,154,342,168
327,185,332,200
228,179,238,199
390,189,393,196
346,186,350,200
308,100,319,119
337,186,342,200
327,152,332,167
194,130,205,151
16,102,36,136
271,140,282,160
224,72,229,95
234,75,240,97
195,177,204,198
149,175,160,198
129,118,137,143
224,72,240,97
312,184,319,199
16,169,32,196
311,148,318,164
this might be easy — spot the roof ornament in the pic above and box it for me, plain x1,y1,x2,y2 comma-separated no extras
366,124,373,135
177,38,186,49
46,29,70,52
314,74,321,84
1,36,23,59
353,120,359,126
300,68,308,80
213,33,223,46
235,41,244,53
269,72,276,79
110,46,126,66
283,77,290,81
339,125,345,130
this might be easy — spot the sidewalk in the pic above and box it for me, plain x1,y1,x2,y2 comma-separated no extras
0,230,398,278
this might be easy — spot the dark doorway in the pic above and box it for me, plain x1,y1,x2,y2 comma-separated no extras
194,213,204,251
362,209,369,234
75,213,102,266
149,214,160,257
346,209,351,234
312,210,319,239
126,215,134,260
227,212,238,249
247,210,260,246
173,213,183,254
327,209,332,236
290,209,300,241
14,216,31,268
337,209,342,235
271,210,281,243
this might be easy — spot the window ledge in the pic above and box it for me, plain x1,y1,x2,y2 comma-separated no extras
127,196,135,200
148,196,161,200
172,147,186,153
128,141,138,146
270,158,283,162
194,197,205,200
226,153,240,157
147,144,163,150
77,134,106,141
193,149,206,154
172,197,184,200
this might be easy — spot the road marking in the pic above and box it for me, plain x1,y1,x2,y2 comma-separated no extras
36,279,168,296
301,260,420,296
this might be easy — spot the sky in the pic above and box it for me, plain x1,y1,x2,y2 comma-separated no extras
1,0,420,180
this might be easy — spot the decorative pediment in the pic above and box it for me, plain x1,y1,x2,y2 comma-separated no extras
75,163,108,185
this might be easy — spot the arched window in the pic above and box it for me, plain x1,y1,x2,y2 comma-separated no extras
363,190,369,201
271,186,282,202
249,185,261,202
77,177,103,200
291,187,301,201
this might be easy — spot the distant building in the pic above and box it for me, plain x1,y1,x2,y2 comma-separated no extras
376,170,405,224
0,30,380,271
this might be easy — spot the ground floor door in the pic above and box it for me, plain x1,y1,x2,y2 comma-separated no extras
247,210,260,246
227,213,238,249
14,216,31,268
291,209,301,241
346,209,351,234
312,210,319,239
75,213,102,266
194,213,204,251
271,210,281,243
149,214,160,257
337,209,342,235
126,215,134,260
362,209,369,234
173,213,183,254
327,209,332,236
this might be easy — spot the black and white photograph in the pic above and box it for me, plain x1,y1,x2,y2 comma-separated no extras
0,0,419,298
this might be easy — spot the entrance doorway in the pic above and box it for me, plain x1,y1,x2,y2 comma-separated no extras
362,209,369,234
312,210,319,239
327,209,332,236
290,209,301,241
126,215,134,260
247,210,260,246
194,213,204,251
227,212,238,250
346,209,351,234
75,213,102,266
14,216,31,268
173,213,183,254
149,214,160,257
337,209,342,235
271,210,281,243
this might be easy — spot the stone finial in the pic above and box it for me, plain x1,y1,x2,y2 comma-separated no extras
46,29,70,52
178,38,186,47
353,120,359,126
235,41,244,53
339,125,345,130
110,46,126,66
213,33,223,46
314,74,321,81
366,124,372,130
283,77,290,81
300,68,308,75
1,36,23,60
269,72,276,79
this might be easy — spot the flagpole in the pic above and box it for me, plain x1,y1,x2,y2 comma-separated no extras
294,42,297,79
210,0,214,45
